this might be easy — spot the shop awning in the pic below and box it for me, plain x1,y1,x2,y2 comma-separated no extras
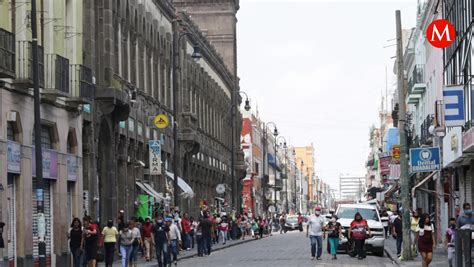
165,171,195,198
384,183,400,198
142,182,166,201
411,171,437,198
136,181,158,200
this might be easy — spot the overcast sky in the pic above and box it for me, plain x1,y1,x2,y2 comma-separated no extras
237,0,417,191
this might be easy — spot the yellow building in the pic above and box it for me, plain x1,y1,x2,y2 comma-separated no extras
295,144,315,203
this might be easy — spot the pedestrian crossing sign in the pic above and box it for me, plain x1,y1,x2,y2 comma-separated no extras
154,114,169,129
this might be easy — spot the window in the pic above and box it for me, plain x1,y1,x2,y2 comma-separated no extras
67,130,77,154
7,122,15,141
32,125,53,149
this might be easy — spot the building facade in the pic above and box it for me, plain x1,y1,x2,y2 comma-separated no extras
339,175,365,202
0,0,87,265
295,145,316,204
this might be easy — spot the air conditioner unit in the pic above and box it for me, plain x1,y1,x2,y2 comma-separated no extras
6,112,16,122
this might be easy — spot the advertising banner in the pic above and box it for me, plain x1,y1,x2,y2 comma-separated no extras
409,147,441,173
149,140,161,175
7,141,21,173
32,149,58,179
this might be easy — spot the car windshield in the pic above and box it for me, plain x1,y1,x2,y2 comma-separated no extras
286,216,297,223
336,207,379,221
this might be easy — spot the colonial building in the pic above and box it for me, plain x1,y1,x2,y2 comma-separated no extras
0,0,87,265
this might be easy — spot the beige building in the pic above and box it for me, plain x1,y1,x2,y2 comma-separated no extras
295,144,315,204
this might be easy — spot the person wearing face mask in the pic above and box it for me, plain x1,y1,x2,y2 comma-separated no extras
101,219,118,267
410,210,420,256
444,218,457,267
154,215,170,267
324,215,341,260
392,212,403,258
349,212,371,260
416,213,436,267
306,206,325,260
457,203,474,228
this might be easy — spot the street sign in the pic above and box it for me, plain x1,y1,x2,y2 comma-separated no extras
409,147,441,173
149,140,161,175
443,85,464,127
154,114,169,129
268,205,275,213
392,145,401,161
216,184,226,194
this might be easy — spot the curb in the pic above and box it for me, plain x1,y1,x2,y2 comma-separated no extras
384,247,401,266
178,237,258,261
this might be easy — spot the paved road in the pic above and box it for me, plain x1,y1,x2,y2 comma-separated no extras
179,231,397,267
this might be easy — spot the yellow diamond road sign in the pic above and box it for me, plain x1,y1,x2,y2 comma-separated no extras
154,114,169,129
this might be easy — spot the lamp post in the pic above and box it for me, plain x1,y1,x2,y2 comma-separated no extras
276,136,287,213
230,91,250,209
300,160,304,213
262,122,278,213
172,22,202,208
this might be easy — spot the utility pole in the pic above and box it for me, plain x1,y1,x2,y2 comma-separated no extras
396,10,412,261
31,0,46,266
262,126,267,213
172,19,180,208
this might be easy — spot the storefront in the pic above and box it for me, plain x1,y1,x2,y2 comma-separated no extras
6,140,20,266
462,127,474,205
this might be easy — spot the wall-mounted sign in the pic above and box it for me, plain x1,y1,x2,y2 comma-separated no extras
392,145,401,161
149,140,161,175
32,149,58,179
443,85,464,127
67,155,78,181
154,114,169,129
409,147,441,173
7,141,21,173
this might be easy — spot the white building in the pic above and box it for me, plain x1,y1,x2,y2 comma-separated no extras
339,175,365,202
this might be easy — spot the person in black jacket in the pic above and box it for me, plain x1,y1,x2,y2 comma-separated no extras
154,215,170,267
200,213,213,256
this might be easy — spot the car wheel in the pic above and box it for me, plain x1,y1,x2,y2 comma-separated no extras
373,248,384,257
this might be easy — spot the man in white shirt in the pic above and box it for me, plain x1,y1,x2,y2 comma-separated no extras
306,206,325,260
166,217,181,265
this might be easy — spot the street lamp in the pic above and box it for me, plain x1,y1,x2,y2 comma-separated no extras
276,136,287,213
300,160,304,213
262,122,278,214
172,25,201,208
230,90,251,209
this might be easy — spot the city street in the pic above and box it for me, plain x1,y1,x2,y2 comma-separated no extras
178,232,396,267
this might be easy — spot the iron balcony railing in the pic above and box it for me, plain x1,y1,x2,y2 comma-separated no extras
408,64,425,94
45,54,69,94
16,40,44,87
0,28,15,78
69,64,94,100
420,114,434,145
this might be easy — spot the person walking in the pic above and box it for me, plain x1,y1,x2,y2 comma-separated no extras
297,212,304,232
444,217,457,267
416,213,436,267
218,216,229,244
306,206,325,260
195,218,204,257
411,210,420,256
380,210,390,238
82,217,98,267
167,217,181,265
129,218,142,267
200,213,213,256
349,212,371,260
119,221,135,267
142,217,154,261
392,212,403,258
101,219,118,267
189,217,196,249
258,217,265,239
325,215,341,260
239,214,248,240
68,218,83,267
181,213,192,251
154,215,170,267
279,213,286,234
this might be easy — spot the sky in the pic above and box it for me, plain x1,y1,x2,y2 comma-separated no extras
237,0,418,191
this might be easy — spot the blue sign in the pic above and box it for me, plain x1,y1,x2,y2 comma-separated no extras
443,85,464,127
149,140,161,154
410,147,441,173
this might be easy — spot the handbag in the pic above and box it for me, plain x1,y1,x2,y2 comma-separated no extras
96,249,105,262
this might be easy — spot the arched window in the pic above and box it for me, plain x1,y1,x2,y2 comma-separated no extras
67,129,78,154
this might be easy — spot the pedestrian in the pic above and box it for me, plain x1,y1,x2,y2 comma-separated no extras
251,217,259,239
325,215,341,260
297,212,304,232
411,210,420,256
456,202,474,227
279,212,286,234
239,214,247,240
306,206,325,261
258,216,265,239
101,219,118,267
392,212,403,258
195,218,204,256
129,218,142,267
181,213,192,251
189,216,196,249
119,221,135,267
142,217,154,261
200,213,213,256
349,212,371,260
444,217,456,267
167,216,181,265
68,217,83,267
218,216,229,244
154,215,170,267
416,213,436,267
381,209,390,238
82,216,98,267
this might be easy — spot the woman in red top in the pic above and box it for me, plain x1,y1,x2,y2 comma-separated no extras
349,212,372,260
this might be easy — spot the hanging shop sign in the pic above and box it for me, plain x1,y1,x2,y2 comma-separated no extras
443,85,465,127
392,145,401,162
149,140,161,175
409,147,441,173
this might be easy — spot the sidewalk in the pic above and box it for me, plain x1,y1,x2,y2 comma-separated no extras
109,236,258,266
384,237,447,266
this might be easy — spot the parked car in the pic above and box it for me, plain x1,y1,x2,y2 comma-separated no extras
284,215,301,231
335,204,385,257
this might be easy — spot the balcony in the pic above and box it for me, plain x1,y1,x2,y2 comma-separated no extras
14,41,44,89
43,54,70,97
0,28,15,79
273,179,283,191
420,115,434,145
66,64,95,107
407,64,426,104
